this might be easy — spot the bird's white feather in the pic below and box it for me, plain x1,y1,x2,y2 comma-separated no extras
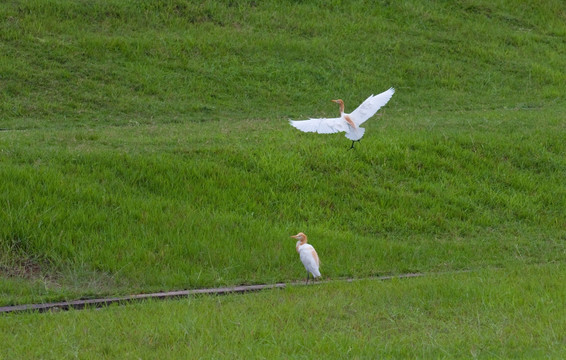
298,243,321,278
289,117,347,134
345,127,365,141
289,88,394,143
349,88,395,126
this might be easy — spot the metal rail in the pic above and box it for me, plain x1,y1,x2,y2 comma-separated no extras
1,272,450,315
0,283,286,314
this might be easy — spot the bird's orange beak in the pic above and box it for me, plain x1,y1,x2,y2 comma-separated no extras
290,235,298,239
331,99,339,103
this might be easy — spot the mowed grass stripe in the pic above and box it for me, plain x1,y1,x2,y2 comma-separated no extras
1,264,564,358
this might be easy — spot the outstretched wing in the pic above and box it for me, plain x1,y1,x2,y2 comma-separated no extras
349,88,395,126
289,117,347,134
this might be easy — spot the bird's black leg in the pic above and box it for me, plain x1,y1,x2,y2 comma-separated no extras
348,140,361,150
305,272,310,285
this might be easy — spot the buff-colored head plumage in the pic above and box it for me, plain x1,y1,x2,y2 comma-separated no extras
290,232,307,253
331,99,345,114
290,232,307,242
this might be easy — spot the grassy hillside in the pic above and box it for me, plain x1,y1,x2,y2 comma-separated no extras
2,0,565,128
1,0,566,304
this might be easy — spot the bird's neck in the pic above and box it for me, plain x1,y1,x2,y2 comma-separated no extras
338,102,345,115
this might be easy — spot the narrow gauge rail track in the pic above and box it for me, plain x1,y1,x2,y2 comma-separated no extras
1,272,448,314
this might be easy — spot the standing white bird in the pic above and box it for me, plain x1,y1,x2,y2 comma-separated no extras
290,232,321,284
289,87,395,149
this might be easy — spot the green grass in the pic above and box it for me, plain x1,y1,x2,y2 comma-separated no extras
1,263,565,358
1,0,566,356
1,107,564,304
1,0,565,129
0,0,565,337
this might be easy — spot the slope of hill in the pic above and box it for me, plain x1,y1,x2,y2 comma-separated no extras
1,0,565,304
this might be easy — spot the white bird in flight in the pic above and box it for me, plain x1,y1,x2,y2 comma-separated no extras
290,232,321,284
289,87,395,149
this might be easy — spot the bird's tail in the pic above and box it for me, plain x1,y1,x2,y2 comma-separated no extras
345,127,365,141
